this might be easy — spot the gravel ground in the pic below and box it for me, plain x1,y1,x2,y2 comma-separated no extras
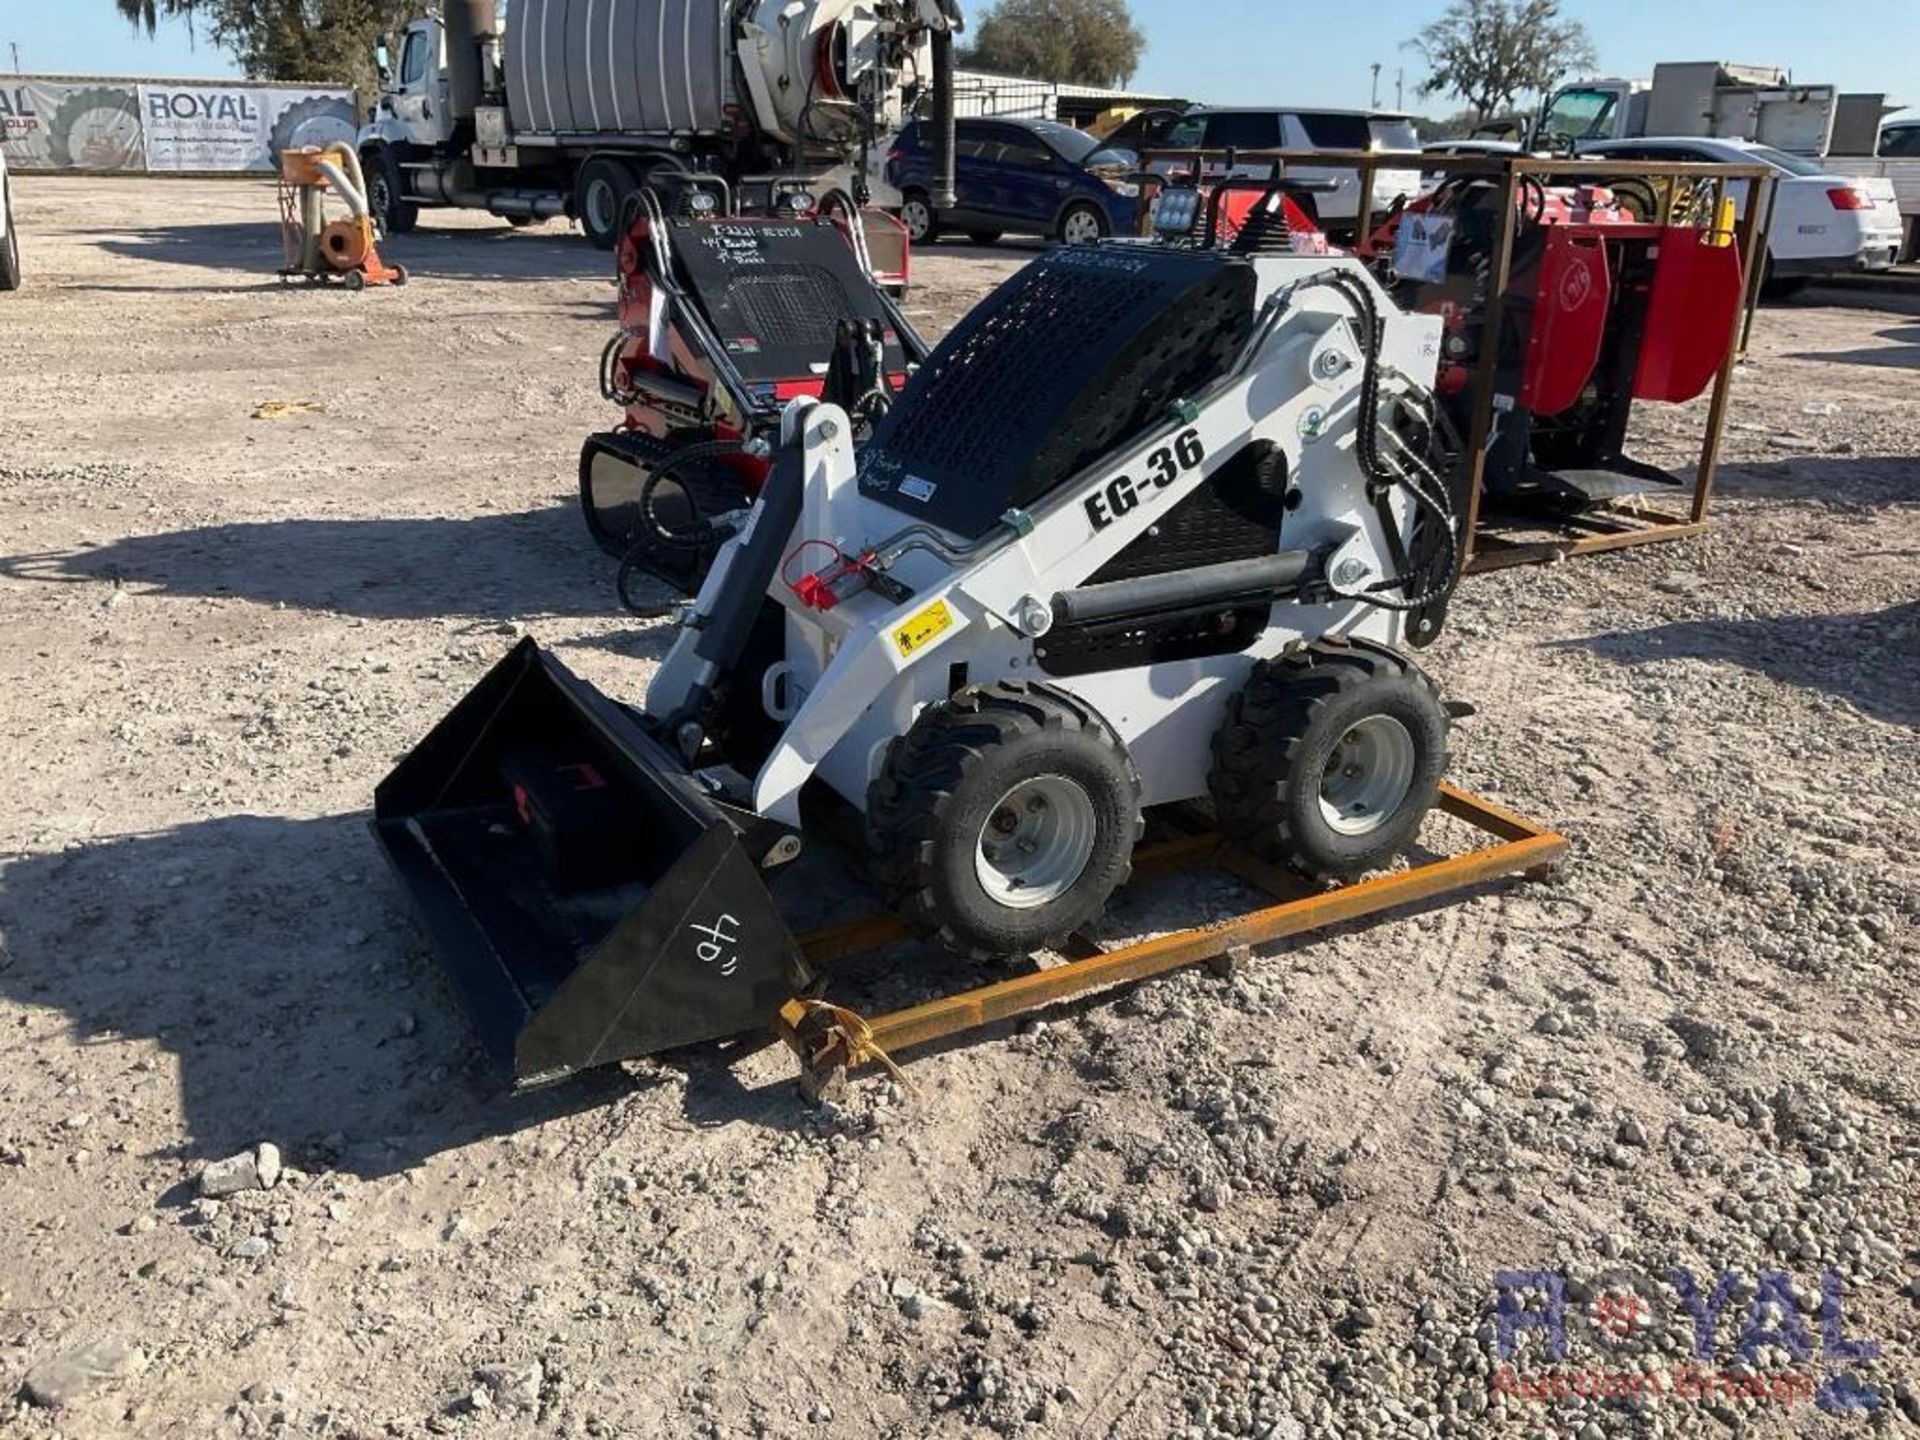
0,176,1915,1439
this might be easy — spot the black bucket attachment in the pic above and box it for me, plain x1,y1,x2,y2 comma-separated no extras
373,639,810,1088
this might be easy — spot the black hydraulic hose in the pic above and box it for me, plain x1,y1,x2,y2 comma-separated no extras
636,440,746,552
1295,270,1460,610
610,439,751,615
929,29,957,210
599,326,648,404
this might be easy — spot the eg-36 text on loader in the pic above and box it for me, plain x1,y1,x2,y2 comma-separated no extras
375,183,1469,1088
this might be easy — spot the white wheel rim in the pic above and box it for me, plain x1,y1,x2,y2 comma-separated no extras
902,199,931,241
974,774,1097,910
587,178,618,234
1062,208,1101,244
1319,715,1416,836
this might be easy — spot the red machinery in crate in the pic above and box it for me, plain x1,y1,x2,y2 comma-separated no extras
1363,175,1747,514
579,176,927,598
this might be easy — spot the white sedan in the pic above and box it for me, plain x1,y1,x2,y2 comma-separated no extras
0,148,18,292
1580,137,1903,294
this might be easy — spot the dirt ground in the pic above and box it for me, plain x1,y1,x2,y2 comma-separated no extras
0,176,1915,1440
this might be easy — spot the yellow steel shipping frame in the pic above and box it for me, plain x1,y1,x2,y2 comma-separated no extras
778,785,1567,1099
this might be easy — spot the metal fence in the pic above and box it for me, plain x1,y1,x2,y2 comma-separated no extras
953,69,1183,126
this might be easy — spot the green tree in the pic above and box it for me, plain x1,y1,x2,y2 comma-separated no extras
115,0,192,33
116,0,413,95
1408,0,1596,121
962,0,1146,88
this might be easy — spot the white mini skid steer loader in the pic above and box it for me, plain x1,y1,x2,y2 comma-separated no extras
376,187,1469,1087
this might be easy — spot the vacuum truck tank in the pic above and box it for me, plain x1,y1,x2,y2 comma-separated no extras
358,0,961,248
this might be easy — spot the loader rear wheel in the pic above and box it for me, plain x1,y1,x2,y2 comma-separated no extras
1209,645,1448,882
866,683,1143,961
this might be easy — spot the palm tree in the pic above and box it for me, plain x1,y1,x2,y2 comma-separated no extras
115,0,196,35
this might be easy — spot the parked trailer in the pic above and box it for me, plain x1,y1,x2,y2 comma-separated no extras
359,0,961,248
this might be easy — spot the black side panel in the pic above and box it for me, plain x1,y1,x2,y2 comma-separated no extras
1039,441,1290,679
858,246,1257,539
1036,603,1271,679
1086,441,1289,584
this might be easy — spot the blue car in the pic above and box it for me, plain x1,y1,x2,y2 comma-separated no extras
886,117,1141,246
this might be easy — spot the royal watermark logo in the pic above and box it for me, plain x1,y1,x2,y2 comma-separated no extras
1492,1267,1886,1414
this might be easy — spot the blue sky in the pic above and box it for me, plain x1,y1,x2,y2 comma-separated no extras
7,1,1916,116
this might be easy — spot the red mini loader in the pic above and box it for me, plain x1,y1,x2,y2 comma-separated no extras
578,176,927,598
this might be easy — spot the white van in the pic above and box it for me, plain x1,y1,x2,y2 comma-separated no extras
1149,108,1424,227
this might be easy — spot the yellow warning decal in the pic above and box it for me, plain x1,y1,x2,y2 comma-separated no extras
893,599,956,657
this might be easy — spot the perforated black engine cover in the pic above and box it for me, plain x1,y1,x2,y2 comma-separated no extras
669,218,908,384
857,246,1258,539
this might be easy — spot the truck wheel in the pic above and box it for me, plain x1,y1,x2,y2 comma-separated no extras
899,189,940,244
1057,201,1109,246
575,157,634,250
1209,645,1448,882
0,184,19,293
866,683,1143,961
367,148,418,235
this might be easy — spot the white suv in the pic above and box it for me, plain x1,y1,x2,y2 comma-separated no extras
1150,108,1424,228
0,148,19,292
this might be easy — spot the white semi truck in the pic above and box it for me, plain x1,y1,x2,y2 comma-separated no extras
358,0,962,248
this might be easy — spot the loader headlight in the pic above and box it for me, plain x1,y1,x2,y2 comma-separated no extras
686,190,720,215
1153,186,1201,235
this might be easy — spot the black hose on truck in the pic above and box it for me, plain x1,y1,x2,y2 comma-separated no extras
930,28,957,210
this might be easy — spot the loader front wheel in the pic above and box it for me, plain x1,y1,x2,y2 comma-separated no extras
1209,645,1448,882
866,684,1143,961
